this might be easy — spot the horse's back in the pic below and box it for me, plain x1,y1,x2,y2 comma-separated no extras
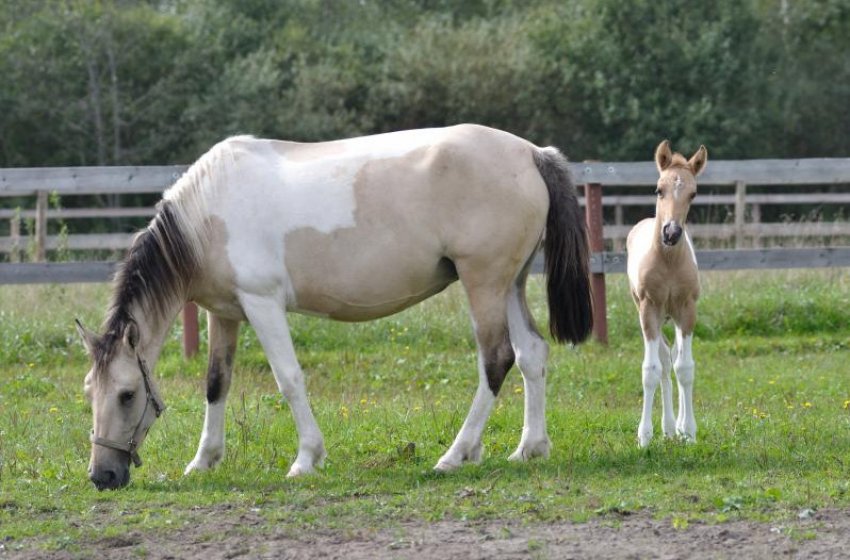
199,125,549,321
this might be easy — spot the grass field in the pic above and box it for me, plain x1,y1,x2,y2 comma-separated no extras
1,269,850,552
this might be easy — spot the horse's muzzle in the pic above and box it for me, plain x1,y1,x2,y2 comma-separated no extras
662,221,683,246
89,463,130,490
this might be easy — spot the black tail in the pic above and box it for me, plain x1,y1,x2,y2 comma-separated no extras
533,147,593,344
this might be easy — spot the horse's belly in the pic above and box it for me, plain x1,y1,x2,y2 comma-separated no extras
284,227,457,320
290,273,456,321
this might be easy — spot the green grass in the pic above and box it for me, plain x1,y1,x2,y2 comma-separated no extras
1,270,850,552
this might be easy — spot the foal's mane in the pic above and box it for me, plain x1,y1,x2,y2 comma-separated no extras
94,139,240,369
668,153,690,171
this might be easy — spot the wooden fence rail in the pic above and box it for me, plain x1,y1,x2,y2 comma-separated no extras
2,158,850,346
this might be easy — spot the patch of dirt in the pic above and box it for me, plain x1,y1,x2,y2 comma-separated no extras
3,508,849,559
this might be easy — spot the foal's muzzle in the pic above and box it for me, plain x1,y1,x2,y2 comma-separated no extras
662,221,683,246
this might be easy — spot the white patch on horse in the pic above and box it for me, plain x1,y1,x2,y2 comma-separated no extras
673,174,684,200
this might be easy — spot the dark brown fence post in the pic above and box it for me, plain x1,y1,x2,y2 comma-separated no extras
584,180,608,344
35,190,47,261
182,302,199,358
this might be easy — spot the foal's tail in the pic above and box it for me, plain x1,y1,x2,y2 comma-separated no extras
533,147,593,344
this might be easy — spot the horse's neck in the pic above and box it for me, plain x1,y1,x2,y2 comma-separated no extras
128,297,186,367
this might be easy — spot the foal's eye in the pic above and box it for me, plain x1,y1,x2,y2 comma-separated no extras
119,391,135,405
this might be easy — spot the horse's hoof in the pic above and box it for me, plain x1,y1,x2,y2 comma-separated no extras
433,460,459,473
508,439,551,462
286,464,315,478
184,452,221,475
676,431,696,444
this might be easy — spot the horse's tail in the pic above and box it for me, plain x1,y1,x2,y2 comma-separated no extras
533,146,593,344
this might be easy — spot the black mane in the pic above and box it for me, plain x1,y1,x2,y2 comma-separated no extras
94,201,199,369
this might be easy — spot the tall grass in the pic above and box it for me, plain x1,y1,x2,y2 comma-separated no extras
1,269,849,551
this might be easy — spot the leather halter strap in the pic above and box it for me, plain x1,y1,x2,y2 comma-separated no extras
90,355,166,468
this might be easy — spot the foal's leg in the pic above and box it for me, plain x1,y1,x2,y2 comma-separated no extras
506,283,551,461
240,294,326,477
638,302,663,448
435,282,514,472
186,313,239,474
673,301,697,441
658,338,677,439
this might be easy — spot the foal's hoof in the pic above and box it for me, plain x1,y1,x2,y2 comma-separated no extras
286,464,316,478
676,431,697,444
433,460,460,473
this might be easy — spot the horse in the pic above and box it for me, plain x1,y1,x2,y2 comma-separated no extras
626,140,707,448
76,124,593,490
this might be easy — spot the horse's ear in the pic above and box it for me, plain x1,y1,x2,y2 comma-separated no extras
655,140,673,173
123,321,140,350
688,145,708,176
75,319,98,355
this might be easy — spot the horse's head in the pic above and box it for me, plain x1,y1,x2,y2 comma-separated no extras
653,140,708,247
76,320,165,490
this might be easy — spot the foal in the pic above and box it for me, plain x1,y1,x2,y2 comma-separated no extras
627,140,707,447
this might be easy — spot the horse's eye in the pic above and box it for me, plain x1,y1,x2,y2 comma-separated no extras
690,192,696,201
119,391,135,405
655,189,663,198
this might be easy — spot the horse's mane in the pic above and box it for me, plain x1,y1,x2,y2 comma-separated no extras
94,138,244,369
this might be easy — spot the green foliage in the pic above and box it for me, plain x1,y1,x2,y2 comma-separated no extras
0,0,848,168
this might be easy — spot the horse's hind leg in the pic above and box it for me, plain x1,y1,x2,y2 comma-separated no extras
673,301,697,442
659,338,676,439
186,313,240,474
435,278,514,472
506,280,552,462
239,293,326,477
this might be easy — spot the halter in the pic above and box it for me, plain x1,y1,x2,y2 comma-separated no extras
89,355,166,468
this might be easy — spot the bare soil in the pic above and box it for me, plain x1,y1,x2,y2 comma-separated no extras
3,508,849,559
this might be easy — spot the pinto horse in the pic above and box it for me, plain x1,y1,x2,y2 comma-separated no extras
627,140,707,448
76,124,593,490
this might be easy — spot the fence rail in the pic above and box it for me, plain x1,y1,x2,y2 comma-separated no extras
2,158,849,346
5,247,850,286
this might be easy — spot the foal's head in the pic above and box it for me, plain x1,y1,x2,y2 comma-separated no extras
653,140,708,247
77,320,164,490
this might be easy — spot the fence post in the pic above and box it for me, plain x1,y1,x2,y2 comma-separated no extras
182,302,199,358
734,181,747,248
9,213,21,263
35,190,48,261
584,180,608,344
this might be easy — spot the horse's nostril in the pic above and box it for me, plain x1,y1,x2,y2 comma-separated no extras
90,468,122,490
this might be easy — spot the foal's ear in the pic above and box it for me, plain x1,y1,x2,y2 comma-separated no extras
688,145,708,176
655,140,673,173
75,319,98,355
123,321,140,350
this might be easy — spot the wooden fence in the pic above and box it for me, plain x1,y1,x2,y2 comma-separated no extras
2,158,850,347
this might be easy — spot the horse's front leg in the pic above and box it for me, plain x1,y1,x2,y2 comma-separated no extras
638,303,662,448
659,338,676,439
240,294,326,477
673,302,697,442
186,313,240,474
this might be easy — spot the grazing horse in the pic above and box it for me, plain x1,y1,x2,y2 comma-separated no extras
626,140,707,448
76,124,593,490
